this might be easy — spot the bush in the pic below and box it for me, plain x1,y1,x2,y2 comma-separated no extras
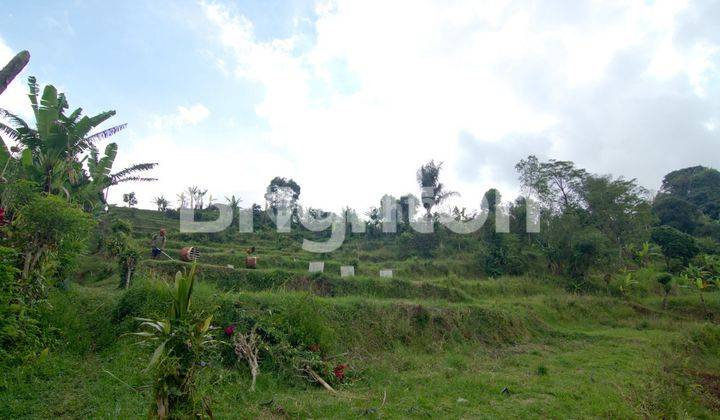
0,246,55,366
9,194,95,283
128,265,217,418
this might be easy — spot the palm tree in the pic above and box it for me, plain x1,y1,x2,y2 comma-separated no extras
103,162,157,202
82,142,157,210
0,77,125,194
225,195,241,210
226,195,242,226
123,192,137,207
0,76,156,209
196,189,208,209
176,192,188,209
187,186,199,209
416,160,458,217
153,196,169,212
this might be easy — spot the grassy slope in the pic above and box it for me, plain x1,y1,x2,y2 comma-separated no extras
1,207,719,418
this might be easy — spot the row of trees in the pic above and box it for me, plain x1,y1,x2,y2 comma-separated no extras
186,157,718,295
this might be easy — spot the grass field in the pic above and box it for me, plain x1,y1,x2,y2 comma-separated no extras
2,207,719,418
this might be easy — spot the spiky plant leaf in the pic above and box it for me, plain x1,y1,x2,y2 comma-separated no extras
84,123,127,144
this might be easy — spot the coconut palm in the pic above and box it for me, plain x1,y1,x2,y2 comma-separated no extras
416,160,458,217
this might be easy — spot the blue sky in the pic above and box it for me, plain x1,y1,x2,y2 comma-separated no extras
0,0,718,211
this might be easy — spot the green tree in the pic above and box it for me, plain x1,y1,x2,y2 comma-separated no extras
515,155,587,212
651,225,699,270
153,196,169,212
264,177,301,211
0,77,125,195
659,166,720,220
9,194,94,281
416,160,457,217
123,192,137,208
580,175,654,250
656,273,673,309
0,77,156,209
652,195,702,234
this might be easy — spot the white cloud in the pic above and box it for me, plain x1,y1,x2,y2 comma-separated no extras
195,0,719,213
150,103,211,130
107,131,292,210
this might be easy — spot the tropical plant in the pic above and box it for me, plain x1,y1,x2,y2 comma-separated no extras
153,196,169,212
118,246,140,289
681,264,716,319
123,192,137,208
0,50,30,95
628,242,658,268
656,273,673,309
416,160,457,217
0,77,156,209
175,192,187,210
130,264,216,418
102,161,157,204
9,194,94,281
186,186,208,210
0,77,123,195
225,195,241,210
619,271,638,297
0,245,55,366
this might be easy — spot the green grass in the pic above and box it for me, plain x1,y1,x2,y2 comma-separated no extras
3,301,718,418
2,207,719,418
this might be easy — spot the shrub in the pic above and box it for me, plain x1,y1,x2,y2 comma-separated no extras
128,264,217,418
656,273,673,309
0,246,55,366
9,194,95,284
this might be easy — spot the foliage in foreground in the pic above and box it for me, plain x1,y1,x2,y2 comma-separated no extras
129,264,216,418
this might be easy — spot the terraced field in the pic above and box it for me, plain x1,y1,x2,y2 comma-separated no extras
2,207,719,418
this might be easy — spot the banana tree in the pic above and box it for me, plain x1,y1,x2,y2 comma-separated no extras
682,263,716,319
0,76,156,210
80,142,157,211
0,50,30,96
0,77,127,197
104,161,157,203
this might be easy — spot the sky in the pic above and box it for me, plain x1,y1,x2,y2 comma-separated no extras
0,0,718,213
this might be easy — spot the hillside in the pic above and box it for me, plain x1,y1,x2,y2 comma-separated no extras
2,206,719,418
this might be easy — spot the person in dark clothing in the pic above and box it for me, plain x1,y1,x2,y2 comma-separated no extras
151,228,167,259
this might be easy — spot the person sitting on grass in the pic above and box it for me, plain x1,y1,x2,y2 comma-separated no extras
151,228,167,259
